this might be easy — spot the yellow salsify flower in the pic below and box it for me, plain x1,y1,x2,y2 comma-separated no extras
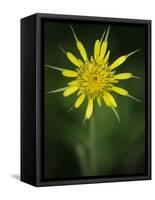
46,26,141,122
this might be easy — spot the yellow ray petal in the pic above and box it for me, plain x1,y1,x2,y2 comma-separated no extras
77,41,88,62
104,50,110,64
66,52,81,67
97,97,102,107
78,59,84,66
77,90,82,96
108,55,127,71
70,25,88,62
74,94,85,108
63,86,79,97
114,73,132,80
108,49,140,71
103,91,117,108
103,94,111,107
90,55,94,62
109,78,119,83
99,40,108,60
68,80,79,86
94,40,100,59
112,86,128,96
99,27,110,60
62,69,78,77
85,99,93,119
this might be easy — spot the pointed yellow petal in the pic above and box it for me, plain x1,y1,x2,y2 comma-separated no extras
97,97,102,107
94,40,100,59
78,59,83,66
68,80,79,86
77,90,82,96
99,27,110,60
74,94,85,108
103,91,117,108
63,86,79,97
99,40,108,60
112,86,128,96
104,50,110,63
77,41,88,62
70,26,88,62
103,95,111,107
62,70,78,77
109,49,140,71
90,55,94,62
66,52,81,67
108,55,127,71
85,99,93,119
114,73,132,80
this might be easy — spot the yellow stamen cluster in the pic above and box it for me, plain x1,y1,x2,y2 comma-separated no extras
76,61,114,99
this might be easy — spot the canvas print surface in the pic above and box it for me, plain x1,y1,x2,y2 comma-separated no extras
43,20,146,180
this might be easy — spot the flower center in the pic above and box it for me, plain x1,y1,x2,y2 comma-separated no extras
77,62,113,99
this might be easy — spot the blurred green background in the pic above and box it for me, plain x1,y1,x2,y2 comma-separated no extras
44,20,146,179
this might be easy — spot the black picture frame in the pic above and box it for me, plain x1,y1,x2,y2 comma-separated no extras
21,13,151,187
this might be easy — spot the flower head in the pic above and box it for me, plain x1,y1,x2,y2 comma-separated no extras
47,26,141,122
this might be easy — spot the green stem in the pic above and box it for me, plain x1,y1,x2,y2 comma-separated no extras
89,116,96,175
76,144,89,176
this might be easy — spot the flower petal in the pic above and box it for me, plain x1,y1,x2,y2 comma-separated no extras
63,86,79,97
68,80,79,86
103,91,117,108
114,73,132,80
108,49,140,71
99,40,108,60
78,59,84,66
77,41,88,62
94,40,100,59
85,99,93,119
112,86,128,96
108,55,127,71
74,94,85,108
97,97,102,107
70,25,88,62
62,70,78,77
66,52,81,68
104,50,110,64
99,27,110,60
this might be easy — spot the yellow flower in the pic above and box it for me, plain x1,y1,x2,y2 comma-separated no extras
47,26,141,122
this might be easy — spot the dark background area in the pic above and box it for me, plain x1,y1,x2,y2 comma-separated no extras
43,20,146,179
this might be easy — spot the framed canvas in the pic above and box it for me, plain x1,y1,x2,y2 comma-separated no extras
21,13,151,187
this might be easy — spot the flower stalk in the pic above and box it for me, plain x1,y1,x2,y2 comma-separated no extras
89,115,96,175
